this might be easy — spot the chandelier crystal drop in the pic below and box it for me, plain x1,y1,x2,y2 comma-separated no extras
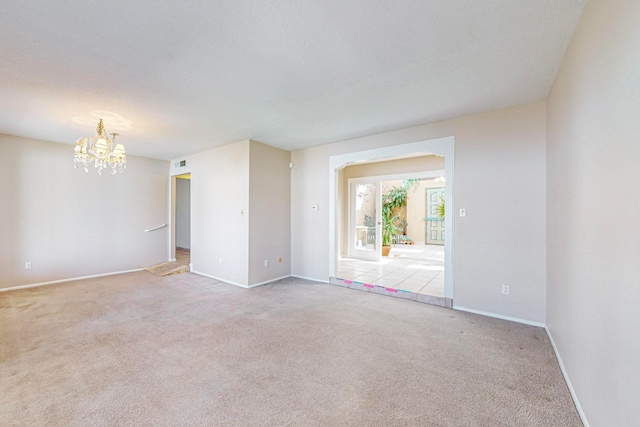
73,119,126,175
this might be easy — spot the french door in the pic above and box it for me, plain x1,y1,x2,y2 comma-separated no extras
348,180,381,261
425,187,445,245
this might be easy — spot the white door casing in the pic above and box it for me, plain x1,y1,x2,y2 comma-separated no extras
329,136,454,299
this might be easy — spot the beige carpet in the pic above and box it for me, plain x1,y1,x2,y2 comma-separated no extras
0,272,582,426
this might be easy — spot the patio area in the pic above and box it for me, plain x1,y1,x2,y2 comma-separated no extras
336,244,445,298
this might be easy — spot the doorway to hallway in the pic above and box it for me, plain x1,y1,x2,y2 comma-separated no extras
174,173,191,269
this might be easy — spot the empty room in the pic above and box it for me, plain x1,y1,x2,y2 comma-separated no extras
1,1,638,426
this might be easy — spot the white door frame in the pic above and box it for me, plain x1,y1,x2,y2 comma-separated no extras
329,136,455,299
169,176,177,262
169,165,192,268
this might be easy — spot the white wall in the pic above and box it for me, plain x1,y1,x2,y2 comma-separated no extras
0,134,169,289
292,102,547,323
291,143,332,281
175,177,191,249
248,140,291,285
178,140,250,286
546,0,640,425
172,139,291,287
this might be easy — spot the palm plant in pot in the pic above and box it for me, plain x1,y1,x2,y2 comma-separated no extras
381,204,402,256
381,180,418,256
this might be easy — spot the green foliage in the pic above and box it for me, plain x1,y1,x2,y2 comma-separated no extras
381,208,402,246
381,179,419,246
435,196,445,219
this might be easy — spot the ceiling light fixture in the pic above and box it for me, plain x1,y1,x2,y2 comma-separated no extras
73,119,126,175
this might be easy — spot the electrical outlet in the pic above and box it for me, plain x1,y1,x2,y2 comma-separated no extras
459,208,466,217
25,261,31,270
264,260,269,267
501,285,510,295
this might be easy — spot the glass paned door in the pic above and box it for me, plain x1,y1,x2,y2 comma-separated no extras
349,181,381,261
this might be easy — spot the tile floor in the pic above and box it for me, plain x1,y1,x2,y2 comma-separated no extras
180,244,444,298
175,247,191,267
337,244,445,297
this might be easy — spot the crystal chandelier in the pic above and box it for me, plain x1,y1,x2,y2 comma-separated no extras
74,119,126,175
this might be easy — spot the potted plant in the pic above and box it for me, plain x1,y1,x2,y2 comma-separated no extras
381,206,402,256
381,180,418,256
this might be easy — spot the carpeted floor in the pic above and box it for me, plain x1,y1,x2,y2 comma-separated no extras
0,272,582,426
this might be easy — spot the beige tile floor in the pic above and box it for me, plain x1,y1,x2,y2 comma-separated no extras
175,247,191,266
337,244,445,297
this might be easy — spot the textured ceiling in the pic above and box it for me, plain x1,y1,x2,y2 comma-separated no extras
0,0,586,160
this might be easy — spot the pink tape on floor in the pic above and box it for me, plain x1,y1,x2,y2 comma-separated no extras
385,287,398,293
344,280,353,284
363,283,374,288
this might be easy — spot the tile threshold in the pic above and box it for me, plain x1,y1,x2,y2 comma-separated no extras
329,277,452,309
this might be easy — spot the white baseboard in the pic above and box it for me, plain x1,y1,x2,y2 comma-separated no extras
291,274,329,284
453,306,545,328
248,275,291,288
0,268,145,293
191,271,291,289
545,326,589,427
191,271,249,288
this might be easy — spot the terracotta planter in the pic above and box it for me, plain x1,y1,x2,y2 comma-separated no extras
382,245,391,257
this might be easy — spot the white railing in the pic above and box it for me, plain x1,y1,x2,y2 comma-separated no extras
145,224,167,232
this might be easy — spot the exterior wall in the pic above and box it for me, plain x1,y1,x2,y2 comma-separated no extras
546,0,640,424
248,140,291,285
0,134,169,289
343,156,445,178
292,102,547,323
